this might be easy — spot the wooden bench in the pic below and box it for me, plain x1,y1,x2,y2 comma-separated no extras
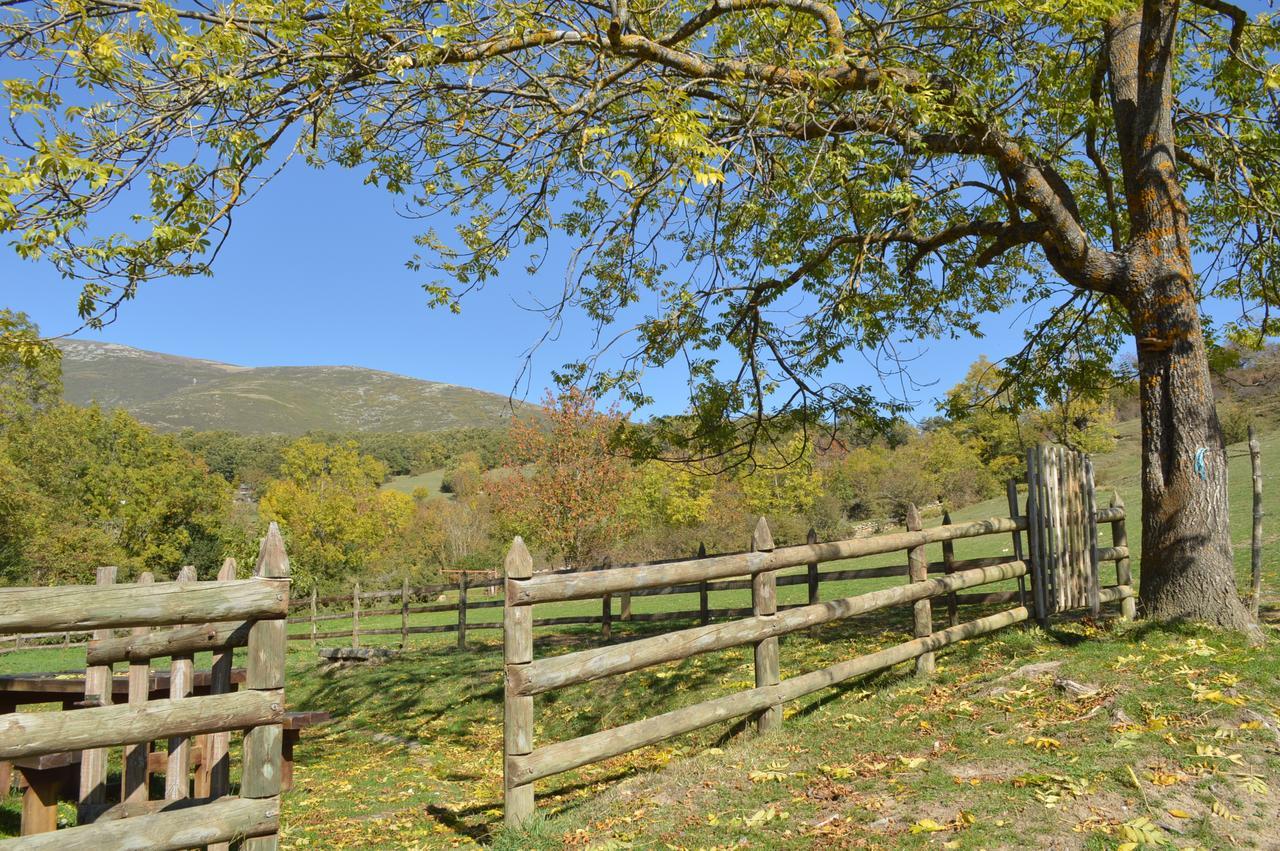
10,710,330,835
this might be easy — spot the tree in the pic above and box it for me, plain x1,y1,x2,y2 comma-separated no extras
3,0,1277,628
0,310,61,421
490,390,635,567
259,438,413,589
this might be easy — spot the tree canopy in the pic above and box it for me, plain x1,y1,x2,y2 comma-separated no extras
3,0,1277,625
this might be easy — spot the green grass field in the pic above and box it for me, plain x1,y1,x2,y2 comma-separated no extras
2,422,1278,848
380,469,448,497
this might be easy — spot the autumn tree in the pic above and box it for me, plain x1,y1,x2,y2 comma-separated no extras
3,0,1277,628
490,390,634,568
259,438,413,590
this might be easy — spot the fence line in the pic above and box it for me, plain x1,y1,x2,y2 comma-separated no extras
501,485,1135,827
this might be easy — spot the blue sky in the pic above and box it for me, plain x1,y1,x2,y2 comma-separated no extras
0,159,1048,423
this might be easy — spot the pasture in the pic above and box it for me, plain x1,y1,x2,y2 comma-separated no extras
2,421,1277,848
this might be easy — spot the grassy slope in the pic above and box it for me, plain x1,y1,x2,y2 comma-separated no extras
381,469,447,497
58,340,519,434
2,424,1277,848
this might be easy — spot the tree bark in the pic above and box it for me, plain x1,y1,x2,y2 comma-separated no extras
1128,278,1255,631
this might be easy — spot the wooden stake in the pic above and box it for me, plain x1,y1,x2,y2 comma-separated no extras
457,570,468,650
1111,491,1135,620
697,543,709,626
78,565,117,819
401,577,410,651
1005,480,1028,613
1084,457,1101,617
122,571,154,804
806,527,819,606
906,504,934,675
751,518,781,733
503,538,535,827
309,587,317,647
206,558,237,851
166,566,198,801
351,582,361,649
1250,424,1264,619
941,510,958,627
243,523,290,851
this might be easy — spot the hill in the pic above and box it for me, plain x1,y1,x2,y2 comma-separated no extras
56,340,521,433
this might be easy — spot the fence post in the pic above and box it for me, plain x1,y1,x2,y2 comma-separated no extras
401,577,410,651
906,504,935,676
1111,491,1135,620
206,559,237,851
458,570,469,650
78,564,117,818
310,587,317,646
602,593,612,641
164,565,198,801
352,581,361,649
806,527,819,605
941,510,958,627
504,537,535,827
751,518,781,734
698,543,709,625
243,523,290,851
1006,480,1028,613
1250,424,1264,619
620,591,632,621
123,571,154,804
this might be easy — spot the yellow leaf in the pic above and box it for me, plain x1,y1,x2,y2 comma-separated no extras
1167,808,1192,819
910,818,947,834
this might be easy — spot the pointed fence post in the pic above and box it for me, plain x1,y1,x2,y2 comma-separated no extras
806,527,820,605
122,571,154,805
1084,458,1101,617
906,504,935,675
243,523,290,851
352,581,361,649
1250,424,1264,619
458,570,469,650
78,565,117,819
941,510,958,627
697,543,710,625
1110,491,1136,620
751,518,781,733
504,538,535,827
206,558,238,851
401,576,410,651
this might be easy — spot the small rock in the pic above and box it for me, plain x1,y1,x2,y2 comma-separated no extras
1054,677,1100,697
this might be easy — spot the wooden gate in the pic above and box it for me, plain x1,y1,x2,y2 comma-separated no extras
1024,443,1101,621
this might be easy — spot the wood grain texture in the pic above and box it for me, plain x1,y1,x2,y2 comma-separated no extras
906,505,934,676
123,572,154,805
79,565,117,816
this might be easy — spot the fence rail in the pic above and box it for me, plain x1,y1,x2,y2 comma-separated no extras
501,474,1135,827
0,524,292,850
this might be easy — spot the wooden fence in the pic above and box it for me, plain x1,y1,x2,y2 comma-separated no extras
500,489,1135,826
0,524,292,850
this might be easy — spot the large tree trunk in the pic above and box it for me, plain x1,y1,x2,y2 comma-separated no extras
1129,276,1255,631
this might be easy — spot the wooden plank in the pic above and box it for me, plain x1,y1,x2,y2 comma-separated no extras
207,560,237,851
1250,424,1264,619
0,690,284,761
122,571,154,805
503,537,535,828
509,560,1029,695
1084,457,1101,617
0,795,280,851
508,607,1028,787
0,579,289,634
79,565,117,818
751,519,781,734
1024,446,1047,624
165,567,198,802
21,766,62,835
508,515,1029,605
89,619,252,666
242,524,290,851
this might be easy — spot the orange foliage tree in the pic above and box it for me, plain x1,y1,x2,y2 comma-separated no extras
490,389,635,569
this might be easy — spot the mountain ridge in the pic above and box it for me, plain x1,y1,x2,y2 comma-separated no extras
56,339,520,433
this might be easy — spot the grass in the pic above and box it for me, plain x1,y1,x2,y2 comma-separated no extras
381,469,447,497
2,422,1278,848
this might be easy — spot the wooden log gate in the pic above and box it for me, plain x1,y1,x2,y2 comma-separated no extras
501,445,1136,827
0,524,292,850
